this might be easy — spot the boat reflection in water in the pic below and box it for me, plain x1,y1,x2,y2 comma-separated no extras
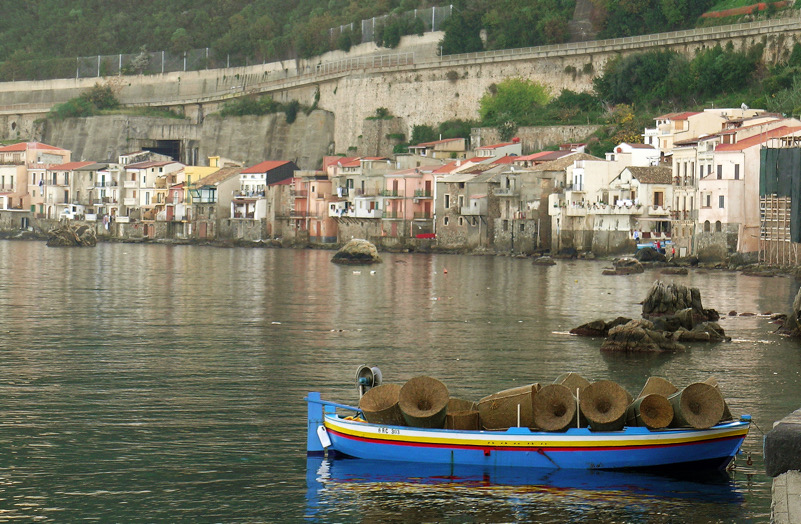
305,457,747,522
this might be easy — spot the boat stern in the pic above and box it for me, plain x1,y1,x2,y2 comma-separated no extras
306,392,329,456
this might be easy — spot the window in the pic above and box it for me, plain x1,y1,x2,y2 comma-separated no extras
719,195,725,208
715,221,722,232
443,216,449,226
716,165,722,179
472,217,477,226
458,217,464,226
734,164,740,180
653,191,664,207
444,194,450,209
706,194,711,207
708,165,712,175
704,220,711,232
519,223,525,232
700,165,704,178
458,195,464,208
503,220,508,231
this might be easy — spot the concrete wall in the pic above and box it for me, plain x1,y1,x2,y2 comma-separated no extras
40,110,335,170
218,218,266,241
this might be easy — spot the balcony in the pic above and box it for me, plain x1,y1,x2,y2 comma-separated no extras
382,210,401,219
413,189,432,198
648,205,670,216
495,187,517,196
123,197,137,206
380,190,404,198
235,190,265,198
413,211,432,220
565,205,588,217
123,180,138,189
291,189,308,197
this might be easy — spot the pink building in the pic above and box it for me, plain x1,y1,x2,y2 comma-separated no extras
382,167,435,238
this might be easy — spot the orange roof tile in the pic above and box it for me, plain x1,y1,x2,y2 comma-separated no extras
411,138,464,148
716,126,801,152
0,141,66,152
654,111,700,121
49,161,94,171
241,160,292,174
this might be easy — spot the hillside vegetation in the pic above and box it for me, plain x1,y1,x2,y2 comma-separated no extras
1,0,794,81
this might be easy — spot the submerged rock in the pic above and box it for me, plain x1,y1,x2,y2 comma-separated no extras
533,256,556,266
46,224,97,247
331,239,382,265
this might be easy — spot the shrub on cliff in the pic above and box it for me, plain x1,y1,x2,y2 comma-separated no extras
49,83,119,119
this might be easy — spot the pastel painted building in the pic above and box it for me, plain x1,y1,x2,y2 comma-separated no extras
699,125,801,253
382,167,435,238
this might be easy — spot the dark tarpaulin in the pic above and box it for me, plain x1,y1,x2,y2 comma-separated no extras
760,148,801,242
760,148,779,196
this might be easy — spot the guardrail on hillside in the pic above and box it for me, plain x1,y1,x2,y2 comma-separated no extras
431,14,801,65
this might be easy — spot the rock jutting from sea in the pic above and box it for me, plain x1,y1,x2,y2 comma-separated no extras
331,238,382,265
571,280,728,352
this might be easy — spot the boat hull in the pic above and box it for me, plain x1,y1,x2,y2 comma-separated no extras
306,393,749,471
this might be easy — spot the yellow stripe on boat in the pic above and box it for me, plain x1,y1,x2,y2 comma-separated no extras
324,416,748,449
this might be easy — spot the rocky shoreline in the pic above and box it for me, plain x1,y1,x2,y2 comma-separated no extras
5,229,800,277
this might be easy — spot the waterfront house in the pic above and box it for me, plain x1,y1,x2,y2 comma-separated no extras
700,125,801,254
120,160,184,226
497,152,597,253
668,116,799,255
435,165,502,250
232,160,298,223
0,142,71,215
189,166,243,239
52,161,103,220
381,166,436,239
285,170,336,244
607,166,673,242
0,163,26,210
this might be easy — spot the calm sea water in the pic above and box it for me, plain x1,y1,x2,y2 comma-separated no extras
0,241,798,522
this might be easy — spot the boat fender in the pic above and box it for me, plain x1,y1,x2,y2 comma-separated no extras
317,426,332,449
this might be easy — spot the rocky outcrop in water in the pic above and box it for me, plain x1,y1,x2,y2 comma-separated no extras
331,238,382,265
570,317,632,337
574,280,728,352
600,319,686,352
641,280,719,321
46,224,97,247
602,257,643,275
774,286,801,337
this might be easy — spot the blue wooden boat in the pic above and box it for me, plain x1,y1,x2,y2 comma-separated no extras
306,392,750,471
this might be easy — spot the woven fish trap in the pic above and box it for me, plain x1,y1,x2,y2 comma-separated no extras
669,382,725,429
398,376,449,429
626,393,674,429
580,380,630,432
359,383,404,426
478,384,540,430
532,384,577,432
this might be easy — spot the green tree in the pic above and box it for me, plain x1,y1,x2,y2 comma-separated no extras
439,9,483,55
479,78,551,126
